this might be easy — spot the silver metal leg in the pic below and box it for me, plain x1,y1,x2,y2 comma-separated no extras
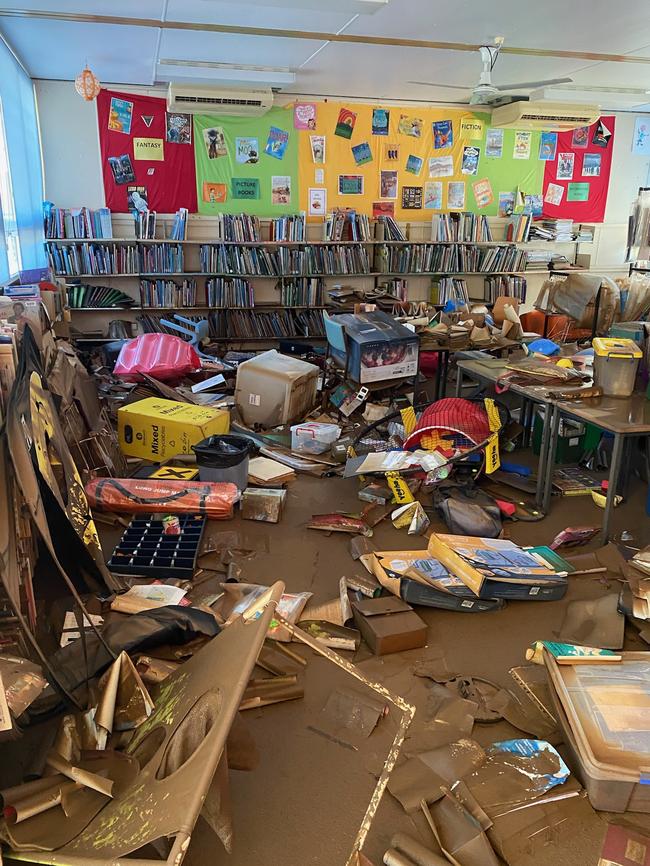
455,366,463,397
542,405,560,514
602,433,624,544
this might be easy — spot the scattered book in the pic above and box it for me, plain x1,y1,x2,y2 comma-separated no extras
527,640,622,665
248,456,296,486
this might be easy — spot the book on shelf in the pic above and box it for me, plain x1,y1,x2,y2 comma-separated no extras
44,204,113,239
212,213,261,242
433,277,469,306
199,244,279,276
169,208,188,241
431,212,492,243
484,275,527,304
528,219,574,242
506,213,532,243
139,278,197,308
139,243,184,274
47,241,138,276
134,209,157,240
375,243,526,275
375,277,408,301
324,210,371,242
139,308,324,341
206,277,254,308
276,244,370,276
66,283,136,308
280,278,323,306
376,215,406,241
270,214,306,242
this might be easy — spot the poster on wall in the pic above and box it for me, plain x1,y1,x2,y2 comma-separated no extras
166,113,192,144
232,178,260,200
271,176,292,205
372,109,390,135
203,127,227,159
433,120,453,149
429,156,454,177
473,178,493,208
379,170,398,198
398,115,422,137
544,183,564,206
202,182,227,203
310,135,325,164
108,97,133,134
385,144,400,161
567,182,589,201
497,191,515,216
108,154,135,185
556,153,575,180
339,174,364,195
127,185,148,212
335,108,357,139
402,186,423,209
236,137,259,164
351,142,373,165
571,126,590,148
308,188,327,215
632,116,650,155
485,128,503,158
461,146,480,175
447,181,465,209
265,127,290,159
424,181,443,209
406,155,423,175
592,120,612,147
294,103,317,130
524,193,543,215
539,132,558,161
373,201,394,217
513,132,531,160
582,153,601,176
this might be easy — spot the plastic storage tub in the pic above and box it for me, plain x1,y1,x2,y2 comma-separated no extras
234,350,320,427
291,422,341,455
545,651,650,812
192,435,253,490
592,337,642,397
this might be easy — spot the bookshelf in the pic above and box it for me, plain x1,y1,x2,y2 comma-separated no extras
45,210,592,346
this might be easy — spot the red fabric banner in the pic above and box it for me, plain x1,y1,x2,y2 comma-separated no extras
541,115,615,223
97,89,197,213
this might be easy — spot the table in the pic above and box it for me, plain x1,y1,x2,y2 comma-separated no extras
424,341,519,402
545,393,650,542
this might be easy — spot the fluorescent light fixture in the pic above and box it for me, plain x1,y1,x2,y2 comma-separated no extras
198,0,388,11
157,59,296,87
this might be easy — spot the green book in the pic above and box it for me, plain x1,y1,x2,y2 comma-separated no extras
527,640,622,665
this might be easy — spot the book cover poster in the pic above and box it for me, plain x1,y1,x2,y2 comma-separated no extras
485,128,503,158
633,116,650,155
447,181,465,209
567,182,589,201
294,102,317,130
424,181,442,209
433,120,453,149
310,134,325,164
539,131,558,161
335,108,356,139
108,154,135,185
406,154,423,175
338,174,364,195
166,112,191,144
134,137,164,161
460,117,483,139
373,201,394,218
108,97,133,135
571,126,590,148
513,131,531,159
203,126,227,159
235,137,259,164
524,193,543,215
557,152,575,180
379,170,398,198
202,182,227,203
592,119,612,147
428,155,453,177
308,188,327,216
315,168,325,183
544,182,564,206
498,191,515,216
582,152,601,176
271,175,291,205
461,145,480,175
398,115,422,137
231,177,260,199
372,109,390,135
385,143,400,161
265,126,289,159
402,186,423,209
473,178,493,208
351,142,373,166
127,185,148,212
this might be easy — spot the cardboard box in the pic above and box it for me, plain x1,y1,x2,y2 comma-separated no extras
351,596,427,655
241,488,287,523
118,398,230,461
328,311,419,384
235,350,319,427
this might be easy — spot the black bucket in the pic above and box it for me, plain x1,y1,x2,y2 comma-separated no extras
192,435,254,490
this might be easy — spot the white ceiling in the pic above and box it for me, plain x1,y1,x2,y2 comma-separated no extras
1,0,650,109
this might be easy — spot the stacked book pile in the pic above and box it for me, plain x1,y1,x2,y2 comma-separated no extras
67,284,135,308
270,214,305,241
44,205,113,239
431,212,493,243
139,243,184,274
139,278,197,308
47,242,138,276
529,219,574,242
199,244,279,276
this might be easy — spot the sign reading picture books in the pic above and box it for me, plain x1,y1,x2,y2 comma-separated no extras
134,138,164,161
232,178,260,200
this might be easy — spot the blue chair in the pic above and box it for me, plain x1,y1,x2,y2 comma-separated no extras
323,311,349,377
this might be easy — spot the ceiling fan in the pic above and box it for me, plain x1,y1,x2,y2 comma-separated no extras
409,41,573,106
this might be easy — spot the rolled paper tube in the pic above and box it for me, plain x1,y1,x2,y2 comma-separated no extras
390,833,449,866
45,752,114,798
0,775,66,809
5,780,78,824
383,849,415,866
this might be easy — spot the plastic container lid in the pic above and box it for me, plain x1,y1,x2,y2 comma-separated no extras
192,435,253,468
593,337,642,359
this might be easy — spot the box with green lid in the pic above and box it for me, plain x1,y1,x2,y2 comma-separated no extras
592,337,642,397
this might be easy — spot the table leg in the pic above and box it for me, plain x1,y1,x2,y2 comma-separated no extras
602,433,624,544
521,399,531,448
434,352,443,402
542,405,560,514
455,365,463,398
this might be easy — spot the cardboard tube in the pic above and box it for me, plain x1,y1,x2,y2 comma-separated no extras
0,775,66,809
45,752,114,798
383,850,415,866
390,833,448,866
5,780,78,824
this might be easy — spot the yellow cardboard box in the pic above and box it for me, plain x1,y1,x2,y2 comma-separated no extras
118,398,230,461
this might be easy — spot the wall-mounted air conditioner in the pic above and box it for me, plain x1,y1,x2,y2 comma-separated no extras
166,83,273,116
491,101,601,130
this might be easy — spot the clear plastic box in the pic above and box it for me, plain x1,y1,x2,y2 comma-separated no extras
291,422,341,455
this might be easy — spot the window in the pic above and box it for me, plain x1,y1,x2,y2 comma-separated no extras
0,97,22,278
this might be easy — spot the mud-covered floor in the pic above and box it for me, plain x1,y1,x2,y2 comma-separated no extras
181,472,650,866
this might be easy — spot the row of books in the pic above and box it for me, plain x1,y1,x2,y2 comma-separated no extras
277,245,371,275
47,243,139,276
280,278,324,306
436,277,470,306
211,213,261,242
139,308,325,340
169,208,189,241
44,205,113,239
206,278,254,308
376,277,408,301
134,210,157,240
375,243,527,274
139,279,197,308
506,214,533,243
377,215,406,241
139,244,184,274
270,214,305,242
66,283,135,308
324,210,371,242
431,212,493,243
484,275,527,303
199,244,279,276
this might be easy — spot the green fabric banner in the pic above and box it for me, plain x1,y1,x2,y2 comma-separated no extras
193,108,298,216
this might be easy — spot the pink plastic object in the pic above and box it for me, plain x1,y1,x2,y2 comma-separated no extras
113,334,201,382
